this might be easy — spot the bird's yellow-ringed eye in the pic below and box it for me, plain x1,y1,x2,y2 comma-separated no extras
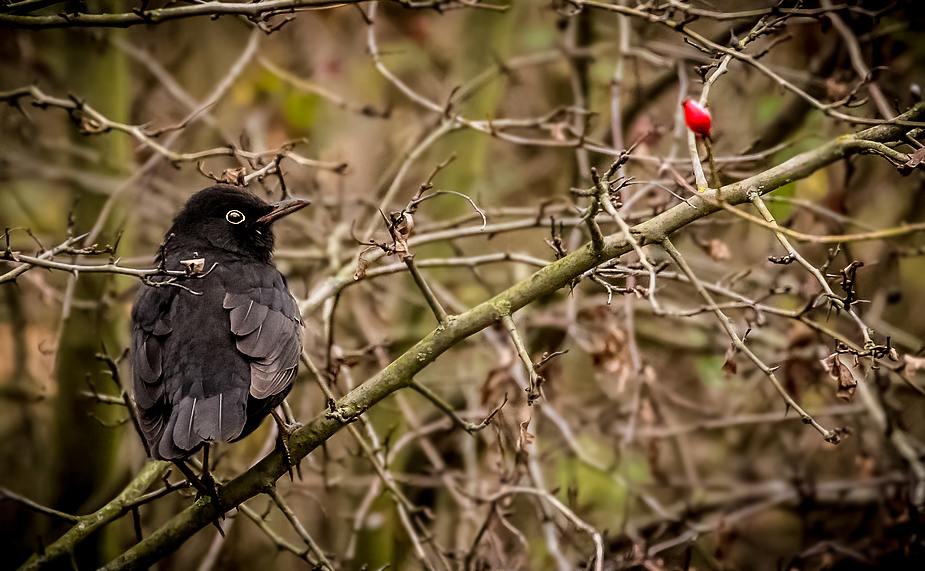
226,210,245,224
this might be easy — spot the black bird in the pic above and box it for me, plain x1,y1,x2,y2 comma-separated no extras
131,185,308,462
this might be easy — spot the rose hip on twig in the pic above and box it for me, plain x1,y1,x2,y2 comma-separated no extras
683,99,720,191
682,100,712,138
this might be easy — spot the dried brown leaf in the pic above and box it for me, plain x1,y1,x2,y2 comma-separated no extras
821,353,864,401
573,307,633,393
903,147,925,170
354,249,371,281
722,345,737,375
517,419,534,451
179,257,205,275
221,167,246,185
705,238,731,261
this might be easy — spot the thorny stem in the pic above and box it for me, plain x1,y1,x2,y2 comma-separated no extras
577,0,925,128
703,136,721,192
687,128,709,192
660,237,839,443
748,194,873,347
238,504,320,565
582,196,607,252
0,488,80,524
593,168,663,313
301,351,443,571
361,121,456,241
820,0,893,119
266,486,334,571
0,234,88,284
404,255,450,323
501,314,542,404
478,486,603,571
410,379,505,433
720,197,925,244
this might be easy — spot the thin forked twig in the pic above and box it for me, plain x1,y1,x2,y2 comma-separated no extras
660,237,839,443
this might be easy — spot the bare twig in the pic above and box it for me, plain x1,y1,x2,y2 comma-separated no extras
660,237,839,443
266,486,334,570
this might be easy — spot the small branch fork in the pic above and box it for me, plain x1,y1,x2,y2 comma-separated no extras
266,486,334,571
0,487,80,524
354,153,488,325
410,379,507,433
502,315,544,404
473,486,603,571
584,159,664,314
747,192,873,348
238,504,322,567
8,10,925,569
17,462,167,571
575,1,925,129
0,232,88,285
303,351,447,571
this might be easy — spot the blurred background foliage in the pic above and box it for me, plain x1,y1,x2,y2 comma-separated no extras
3,1,925,570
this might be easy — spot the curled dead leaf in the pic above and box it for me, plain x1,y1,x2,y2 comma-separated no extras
821,352,866,401
573,306,633,394
179,258,205,275
354,247,373,281
722,345,738,375
901,146,925,173
517,419,534,451
393,212,413,237
221,167,247,185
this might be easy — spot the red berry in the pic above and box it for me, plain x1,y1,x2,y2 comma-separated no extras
682,100,712,138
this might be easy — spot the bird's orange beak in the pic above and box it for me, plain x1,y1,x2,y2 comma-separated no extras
255,198,310,225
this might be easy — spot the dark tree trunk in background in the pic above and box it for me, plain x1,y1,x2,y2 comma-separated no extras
48,10,132,567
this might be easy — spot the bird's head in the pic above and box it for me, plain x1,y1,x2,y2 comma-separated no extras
165,185,310,264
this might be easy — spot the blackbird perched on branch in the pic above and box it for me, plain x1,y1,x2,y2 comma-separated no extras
131,185,308,469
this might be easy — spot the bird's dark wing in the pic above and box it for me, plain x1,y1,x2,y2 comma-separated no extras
132,262,301,460
130,284,177,457
132,276,251,460
223,268,303,400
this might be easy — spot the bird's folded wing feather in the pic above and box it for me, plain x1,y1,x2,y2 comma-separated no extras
223,279,302,400
130,285,177,454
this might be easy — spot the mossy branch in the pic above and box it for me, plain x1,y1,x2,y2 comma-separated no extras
20,462,166,571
